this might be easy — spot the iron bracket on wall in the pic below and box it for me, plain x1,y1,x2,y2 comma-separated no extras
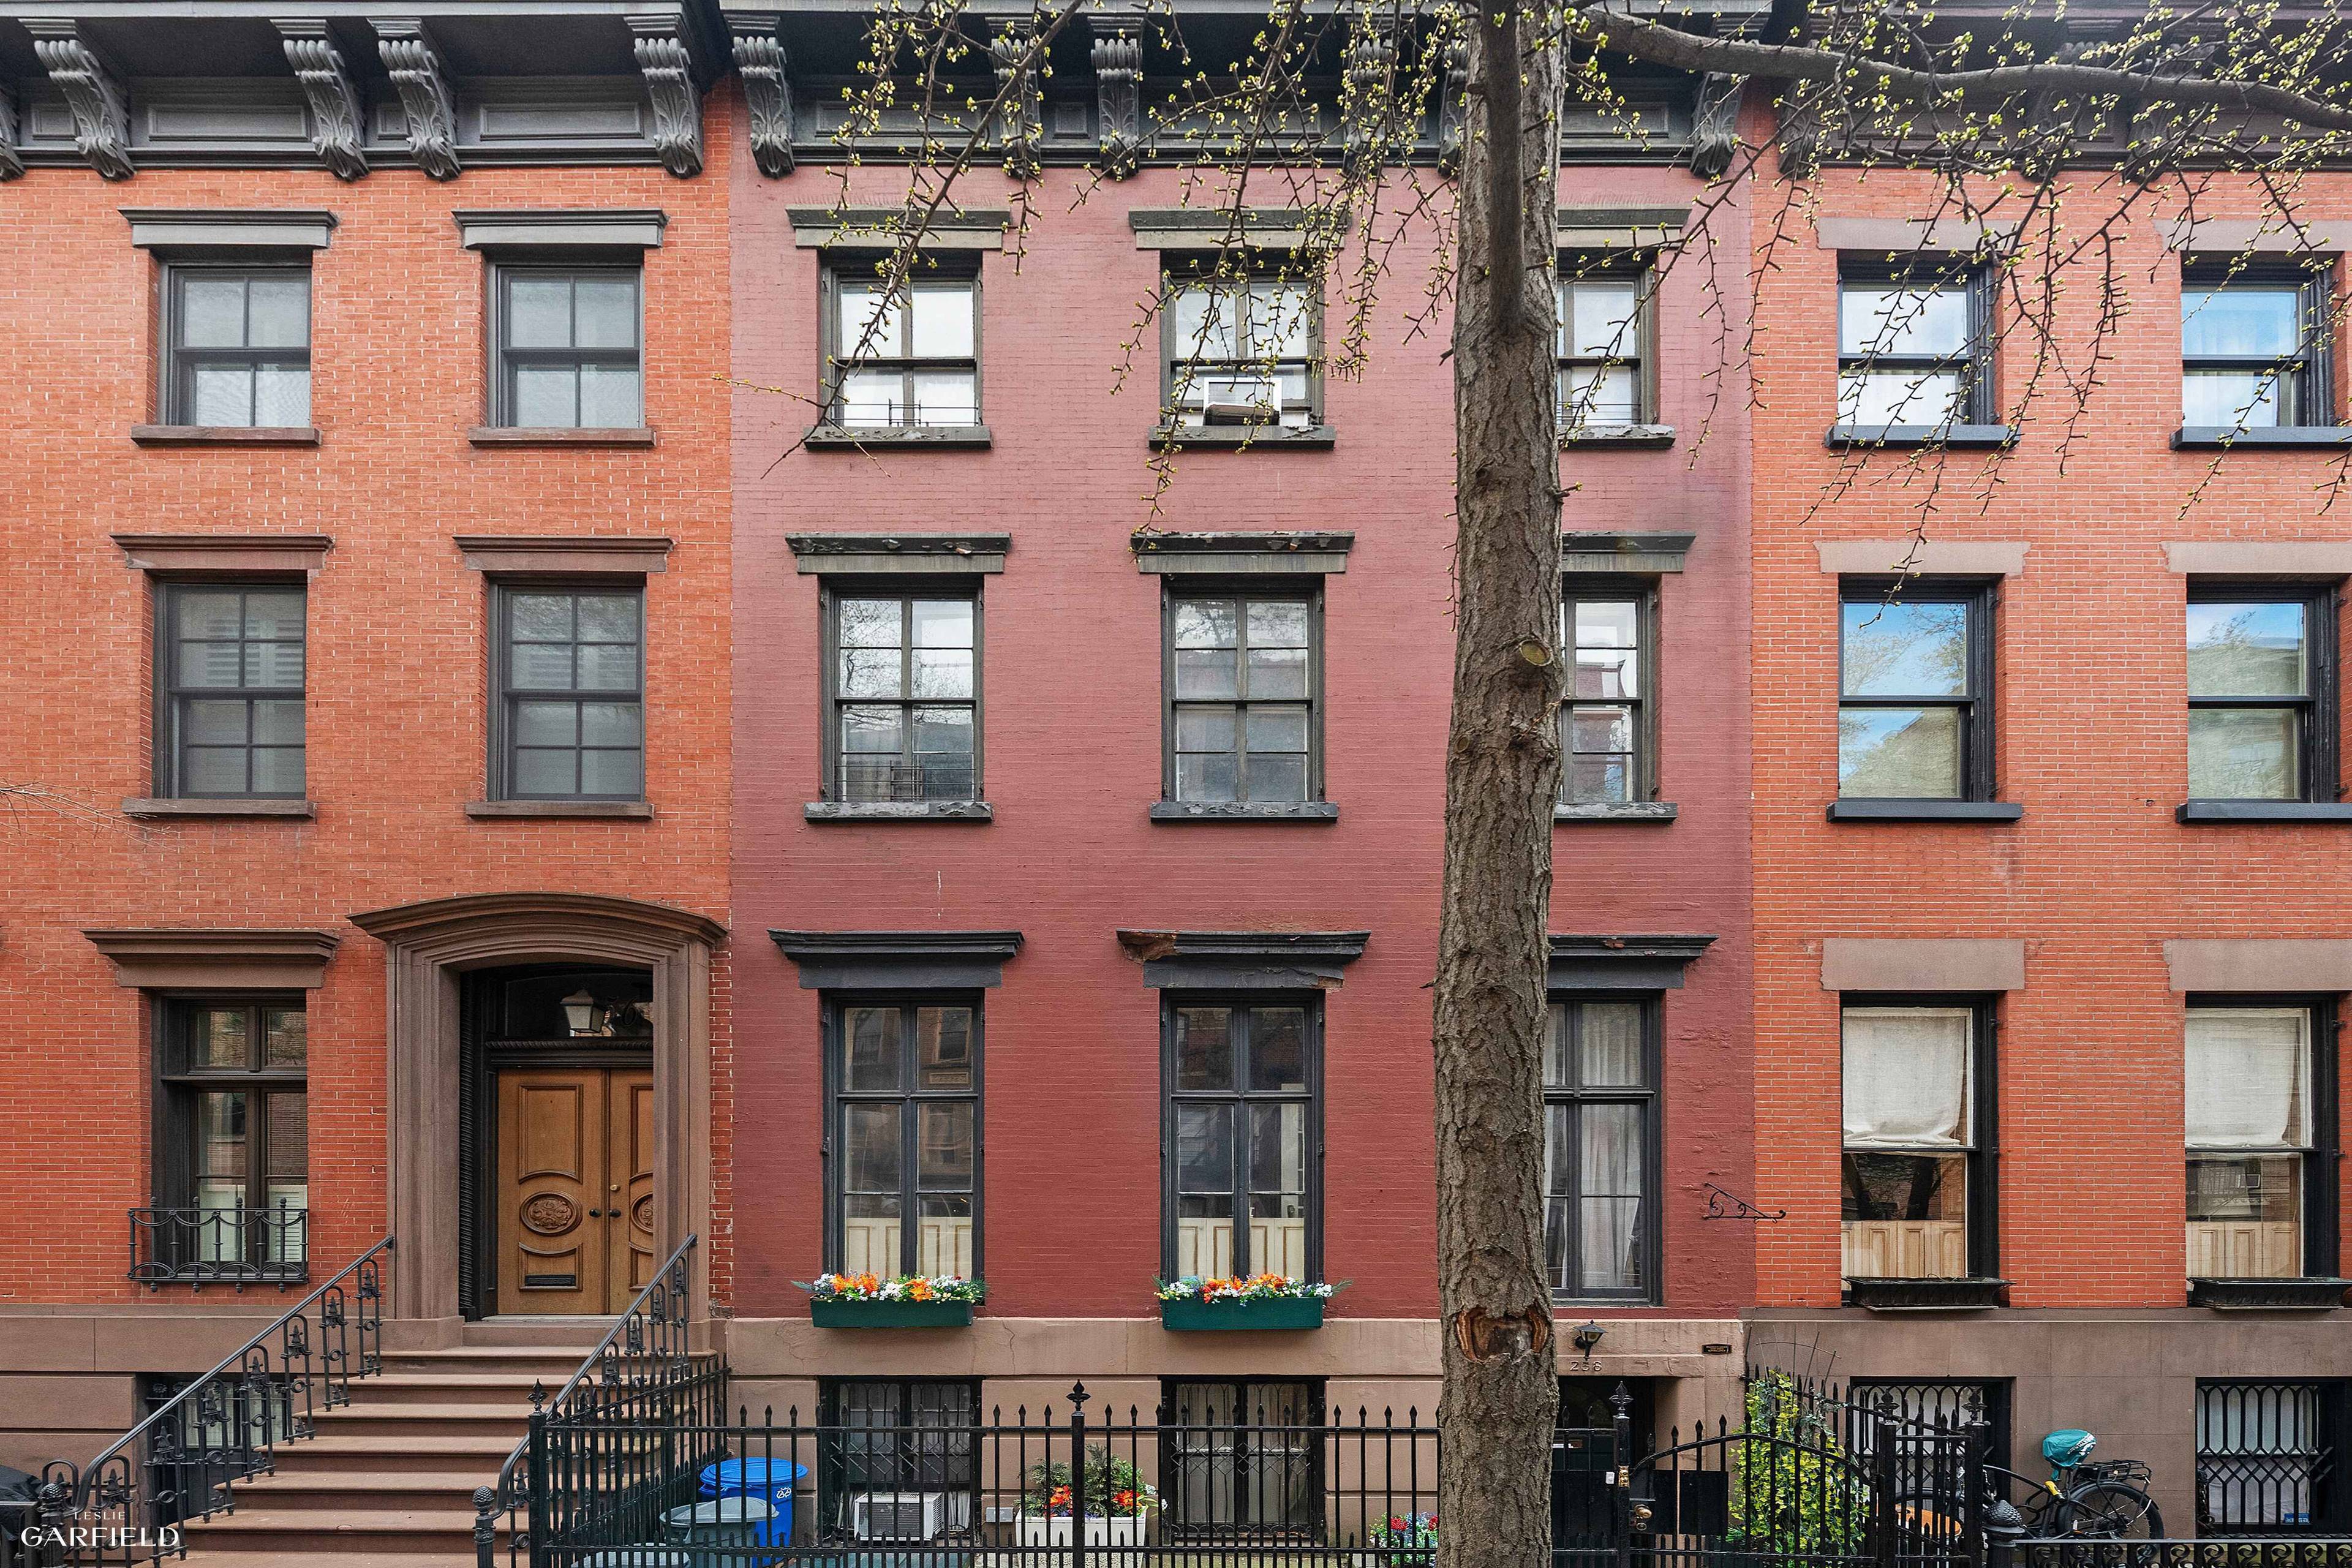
1702,1182,1785,1221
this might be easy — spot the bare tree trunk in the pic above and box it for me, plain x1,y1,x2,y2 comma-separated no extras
1435,4,1563,1567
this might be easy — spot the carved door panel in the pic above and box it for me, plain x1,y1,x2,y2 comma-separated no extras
496,1069,609,1315
612,1071,658,1303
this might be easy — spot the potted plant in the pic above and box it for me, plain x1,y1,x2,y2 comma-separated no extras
797,1271,983,1327
1156,1273,1343,1330
1014,1449,1156,1566
1364,1511,1438,1566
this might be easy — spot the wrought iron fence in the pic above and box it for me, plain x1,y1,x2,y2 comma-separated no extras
35,1235,389,1568
484,1234,706,1567
127,1204,308,1289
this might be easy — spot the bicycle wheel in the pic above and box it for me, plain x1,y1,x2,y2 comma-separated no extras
2056,1482,2163,1539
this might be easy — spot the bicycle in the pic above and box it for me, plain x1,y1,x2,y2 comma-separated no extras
1901,1428,2164,1544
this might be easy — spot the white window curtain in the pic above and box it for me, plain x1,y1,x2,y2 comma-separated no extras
2186,1009,2310,1149
1843,1008,1973,1147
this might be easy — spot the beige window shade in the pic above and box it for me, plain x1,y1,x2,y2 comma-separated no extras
2185,1008,2310,1148
1842,1008,1973,1147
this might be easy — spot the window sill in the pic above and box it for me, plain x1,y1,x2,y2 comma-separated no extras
1556,801,1679,823
1150,801,1340,822
131,424,320,447
123,797,315,820
804,800,993,823
2173,426,2352,449
2177,801,2352,824
1844,1276,2009,1311
803,423,993,450
1828,799,2023,823
1826,424,2018,450
1149,424,1338,450
466,799,654,820
2188,1277,2351,1310
1559,423,1676,449
467,426,657,448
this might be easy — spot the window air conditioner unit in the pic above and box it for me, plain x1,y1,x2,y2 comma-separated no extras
851,1490,948,1540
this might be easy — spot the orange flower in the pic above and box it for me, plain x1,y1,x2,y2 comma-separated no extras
908,1277,933,1300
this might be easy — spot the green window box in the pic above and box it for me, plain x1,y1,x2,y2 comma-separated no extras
1159,1295,1324,1331
809,1298,974,1329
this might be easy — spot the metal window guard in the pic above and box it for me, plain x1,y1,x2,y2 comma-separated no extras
127,1205,310,1291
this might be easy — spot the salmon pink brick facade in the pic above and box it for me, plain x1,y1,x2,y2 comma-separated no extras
1744,151,2352,1528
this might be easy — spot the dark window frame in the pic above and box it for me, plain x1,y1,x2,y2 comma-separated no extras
2182,259,2337,429
1848,1378,2015,1479
159,260,313,429
1839,993,2001,1284
1160,579,1327,805
1158,992,1325,1283
2197,1378,2352,1535
1559,576,1659,806
488,261,644,430
488,579,647,802
2186,581,2340,804
1158,253,1325,429
1555,251,1658,429
2185,995,2342,1281
1836,258,1997,427
151,579,307,801
821,993,985,1280
815,1376,983,1543
1158,1377,1328,1542
819,254,984,429
1838,577,1999,803
150,996,309,1274
1543,990,1664,1305
818,579,985,804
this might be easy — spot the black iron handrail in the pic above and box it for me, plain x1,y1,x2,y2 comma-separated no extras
127,1204,309,1290
480,1232,702,1567
39,1235,391,1567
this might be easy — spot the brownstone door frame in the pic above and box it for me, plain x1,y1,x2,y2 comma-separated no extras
349,892,724,1345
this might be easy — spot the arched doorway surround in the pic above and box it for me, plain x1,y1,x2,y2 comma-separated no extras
348,892,725,1344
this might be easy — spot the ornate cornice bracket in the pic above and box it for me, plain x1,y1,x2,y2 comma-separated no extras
0,83,23,181
989,16,1044,181
374,20,459,179
27,22,132,181
1342,8,1399,174
728,12,793,178
629,17,705,178
1088,15,1144,179
1689,72,1747,179
276,20,369,181
1436,21,1469,176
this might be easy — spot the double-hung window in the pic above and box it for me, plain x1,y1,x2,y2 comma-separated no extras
2182,265,2332,430
1164,1000,1318,1281
1165,589,1319,806
1841,1003,1992,1283
1556,257,1649,429
154,1000,308,1280
1837,265,1991,429
1543,997,1657,1300
2198,1381,2350,1534
1163,266,1320,429
829,1001,979,1278
826,588,979,804
826,264,980,429
156,582,306,799
494,586,644,801
163,265,312,428
2187,1005,2332,1281
492,266,643,429
2187,587,2337,802
1560,586,1651,805
1838,583,1994,801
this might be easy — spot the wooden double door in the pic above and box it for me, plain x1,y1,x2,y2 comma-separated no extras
495,1065,655,1315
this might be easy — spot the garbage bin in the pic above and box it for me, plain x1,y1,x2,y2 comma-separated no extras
699,1457,805,1546
662,1496,775,1566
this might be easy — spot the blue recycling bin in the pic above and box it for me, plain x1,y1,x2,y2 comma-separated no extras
700,1457,805,1547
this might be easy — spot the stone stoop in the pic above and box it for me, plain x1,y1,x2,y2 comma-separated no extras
173,1344,592,1567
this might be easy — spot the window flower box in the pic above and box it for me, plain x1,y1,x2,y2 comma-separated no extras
1155,1274,1338,1330
800,1272,981,1327
1012,1513,1148,1564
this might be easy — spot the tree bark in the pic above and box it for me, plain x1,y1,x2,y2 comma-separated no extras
1436,5,1564,1568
